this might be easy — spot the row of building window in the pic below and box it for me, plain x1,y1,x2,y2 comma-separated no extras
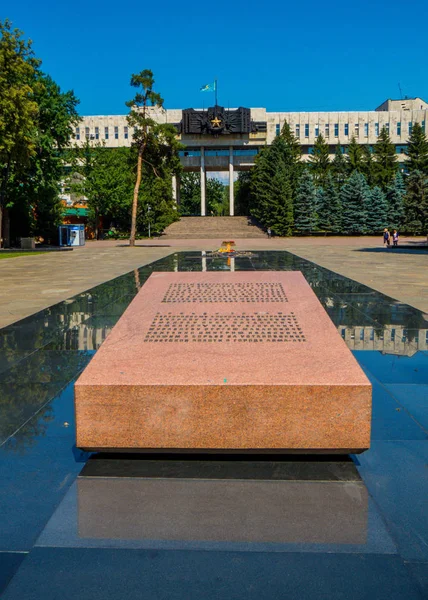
275,121,424,138
302,145,408,155
179,149,259,157
75,126,129,141
340,328,428,344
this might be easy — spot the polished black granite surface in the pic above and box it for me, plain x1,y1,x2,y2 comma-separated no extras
2,548,425,600
0,251,427,598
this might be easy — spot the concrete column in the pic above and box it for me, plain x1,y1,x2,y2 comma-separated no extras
172,175,177,210
176,176,180,207
201,251,207,272
200,147,206,216
229,146,234,216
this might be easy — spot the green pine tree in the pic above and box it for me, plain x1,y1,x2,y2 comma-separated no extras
405,122,428,175
309,134,330,186
386,172,405,230
366,186,388,234
361,145,376,187
270,163,294,236
346,136,364,174
250,124,299,235
404,170,428,234
250,146,280,229
294,170,317,233
234,171,252,216
373,126,398,190
279,120,303,197
341,171,370,233
316,187,326,231
331,144,348,188
320,172,343,233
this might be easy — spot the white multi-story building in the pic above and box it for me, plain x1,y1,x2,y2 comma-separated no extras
73,97,428,216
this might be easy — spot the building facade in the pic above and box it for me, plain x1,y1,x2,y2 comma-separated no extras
70,97,428,216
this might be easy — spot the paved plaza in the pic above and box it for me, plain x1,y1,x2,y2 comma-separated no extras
0,236,426,327
0,240,427,600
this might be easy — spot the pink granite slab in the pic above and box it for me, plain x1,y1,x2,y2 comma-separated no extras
75,272,372,452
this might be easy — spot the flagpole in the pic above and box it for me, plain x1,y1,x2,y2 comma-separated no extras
215,79,218,106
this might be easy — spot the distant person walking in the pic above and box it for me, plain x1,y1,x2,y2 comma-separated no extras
267,227,272,239
392,230,399,246
383,228,391,247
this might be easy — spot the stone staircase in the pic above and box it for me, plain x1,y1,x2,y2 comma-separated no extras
162,217,267,239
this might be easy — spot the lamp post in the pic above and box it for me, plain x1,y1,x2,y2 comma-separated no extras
147,204,151,238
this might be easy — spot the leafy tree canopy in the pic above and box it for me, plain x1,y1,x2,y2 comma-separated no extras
0,19,79,246
126,69,181,244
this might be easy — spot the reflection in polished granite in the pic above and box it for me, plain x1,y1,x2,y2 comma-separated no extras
0,385,86,552
358,439,428,562
34,475,398,554
0,251,427,597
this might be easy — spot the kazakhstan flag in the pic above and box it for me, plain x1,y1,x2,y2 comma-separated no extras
200,82,216,92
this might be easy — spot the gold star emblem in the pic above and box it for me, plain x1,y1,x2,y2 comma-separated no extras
211,117,222,127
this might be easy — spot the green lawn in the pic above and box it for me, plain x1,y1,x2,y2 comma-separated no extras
0,251,45,259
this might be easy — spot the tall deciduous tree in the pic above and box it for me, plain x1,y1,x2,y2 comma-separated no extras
10,72,80,243
0,19,39,246
179,173,201,215
346,136,364,174
366,186,388,233
179,174,229,216
405,123,428,175
404,170,428,234
294,170,317,233
386,172,405,230
1,20,80,246
126,70,180,245
207,178,227,215
70,143,133,238
309,134,330,186
373,127,398,190
341,171,370,233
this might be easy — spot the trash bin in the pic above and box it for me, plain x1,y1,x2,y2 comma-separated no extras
20,237,35,250
59,225,85,247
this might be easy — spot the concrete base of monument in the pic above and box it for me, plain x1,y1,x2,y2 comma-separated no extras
75,272,372,454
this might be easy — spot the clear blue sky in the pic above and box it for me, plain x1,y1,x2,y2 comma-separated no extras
3,0,428,115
